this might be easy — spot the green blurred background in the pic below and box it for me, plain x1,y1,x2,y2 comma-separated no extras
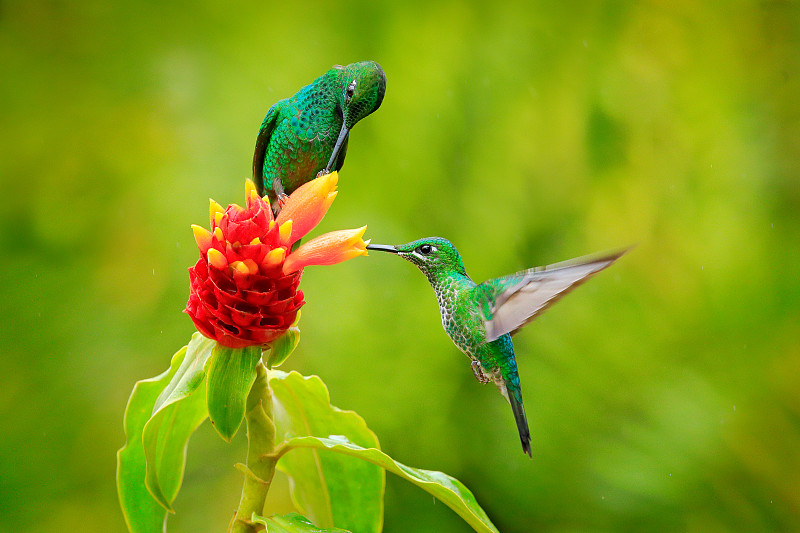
2,1,799,531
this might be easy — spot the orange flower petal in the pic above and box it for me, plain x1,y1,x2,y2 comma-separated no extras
275,172,338,245
282,226,368,274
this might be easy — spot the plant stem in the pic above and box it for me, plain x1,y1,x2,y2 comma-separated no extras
229,361,277,532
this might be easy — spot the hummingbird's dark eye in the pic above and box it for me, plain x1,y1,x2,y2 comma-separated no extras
346,81,356,98
418,244,433,255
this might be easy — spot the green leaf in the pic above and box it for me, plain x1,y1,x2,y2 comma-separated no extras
153,333,215,413
206,344,262,441
142,333,213,512
280,436,499,533
252,512,352,533
270,370,384,533
116,333,212,532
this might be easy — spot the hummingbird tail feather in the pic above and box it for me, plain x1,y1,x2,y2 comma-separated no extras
509,388,532,457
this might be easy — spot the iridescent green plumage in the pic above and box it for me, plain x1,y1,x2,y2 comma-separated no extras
368,237,626,456
252,61,386,212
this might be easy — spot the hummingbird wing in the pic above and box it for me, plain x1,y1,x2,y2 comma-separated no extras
252,101,284,197
475,249,627,342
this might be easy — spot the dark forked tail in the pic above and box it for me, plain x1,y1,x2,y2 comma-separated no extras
509,387,532,457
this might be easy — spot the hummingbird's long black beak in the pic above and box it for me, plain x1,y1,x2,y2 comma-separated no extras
325,123,350,172
366,243,398,254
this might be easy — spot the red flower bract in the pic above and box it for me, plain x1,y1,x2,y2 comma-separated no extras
184,172,367,348
186,257,303,348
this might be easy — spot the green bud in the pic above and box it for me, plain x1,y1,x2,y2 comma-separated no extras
267,313,301,368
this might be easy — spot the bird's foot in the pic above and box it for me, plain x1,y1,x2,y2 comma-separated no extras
471,360,491,384
272,193,290,216
316,169,330,178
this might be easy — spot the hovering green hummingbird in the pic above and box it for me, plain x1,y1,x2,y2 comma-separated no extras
252,60,386,212
367,238,626,456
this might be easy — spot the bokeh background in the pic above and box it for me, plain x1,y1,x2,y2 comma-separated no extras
3,1,799,531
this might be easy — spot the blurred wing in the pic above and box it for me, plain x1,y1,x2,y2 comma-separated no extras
477,249,627,342
252,101,283,196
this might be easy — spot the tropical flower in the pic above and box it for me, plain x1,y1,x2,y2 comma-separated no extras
185,172,368,348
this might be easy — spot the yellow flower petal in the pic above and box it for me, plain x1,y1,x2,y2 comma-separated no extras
278,220,293,245
207,248,228,269
231,259,258,276
245,179,259,202
263,247,286,267
192,224,213,253
209,200,225,228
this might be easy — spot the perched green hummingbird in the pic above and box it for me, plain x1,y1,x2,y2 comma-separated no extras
252,61,386,212
367,238,626,456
